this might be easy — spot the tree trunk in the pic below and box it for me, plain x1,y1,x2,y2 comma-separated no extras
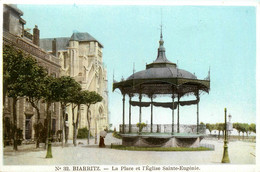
3,80,7,106
45,102,52,158
87,105,91,145
73,105,81,146
12,97,18,151
218,130,220,140
35,107,41,148
61,104,66,147
72,104,76,146
30,101,41,148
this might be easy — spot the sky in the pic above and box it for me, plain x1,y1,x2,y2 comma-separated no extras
17,3,256,129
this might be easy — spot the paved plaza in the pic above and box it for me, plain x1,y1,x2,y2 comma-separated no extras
3,133,255,165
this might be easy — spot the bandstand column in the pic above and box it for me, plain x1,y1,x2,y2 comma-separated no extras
139,94,142,134
122,94,125,134
177,94,180,133
197,91,200,134
151,96,153,133
129,95,132,133
172,93,174,135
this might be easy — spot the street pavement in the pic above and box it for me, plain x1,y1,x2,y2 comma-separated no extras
3,133,255,165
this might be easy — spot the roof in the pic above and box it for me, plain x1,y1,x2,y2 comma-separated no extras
40,37,70,52
40,32,104,51
127,67,197,80
127,32,196,80
4,4,23,16
113,30,210,96
70,32,103,48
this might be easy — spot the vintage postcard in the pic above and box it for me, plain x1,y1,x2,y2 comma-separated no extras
1,0,259,172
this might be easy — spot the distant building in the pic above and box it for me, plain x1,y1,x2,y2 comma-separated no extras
3,4,61,143
40,32,109,139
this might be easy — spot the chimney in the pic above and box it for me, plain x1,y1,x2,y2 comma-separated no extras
52,38,57,56
33,25,40,46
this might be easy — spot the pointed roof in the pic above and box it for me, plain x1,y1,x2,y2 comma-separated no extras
127,29,197,80
40,32,104,51
146,27,176,69
153,25,171,64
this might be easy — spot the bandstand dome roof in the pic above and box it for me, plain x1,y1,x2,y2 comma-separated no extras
127,31,197,81
113,28,210,96
127,65,197,80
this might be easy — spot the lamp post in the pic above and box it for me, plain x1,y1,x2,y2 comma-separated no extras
222,108,230,163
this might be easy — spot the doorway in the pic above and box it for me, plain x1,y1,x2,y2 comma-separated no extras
25,115,33,140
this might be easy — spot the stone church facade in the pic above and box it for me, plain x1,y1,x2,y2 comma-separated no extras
40,33,109,139
3,4,109,142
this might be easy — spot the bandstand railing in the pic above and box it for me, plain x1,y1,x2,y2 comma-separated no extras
119,124,206,134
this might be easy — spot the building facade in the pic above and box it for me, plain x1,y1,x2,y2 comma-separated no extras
40,33,109,139
3,4,109,142
3,4,61,143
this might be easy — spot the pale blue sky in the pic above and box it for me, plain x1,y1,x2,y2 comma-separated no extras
17,4,256,128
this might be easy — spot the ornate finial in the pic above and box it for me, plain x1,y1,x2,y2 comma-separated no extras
159,9,164,45
204,66,211,81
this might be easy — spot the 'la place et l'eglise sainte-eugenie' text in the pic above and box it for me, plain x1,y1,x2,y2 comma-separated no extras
70,165,200,171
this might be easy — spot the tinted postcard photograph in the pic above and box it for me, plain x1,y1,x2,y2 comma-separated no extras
1,1,259,172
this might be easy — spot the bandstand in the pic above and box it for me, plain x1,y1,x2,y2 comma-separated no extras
113,29,210,147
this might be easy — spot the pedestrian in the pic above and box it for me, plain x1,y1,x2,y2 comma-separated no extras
99,129,107,148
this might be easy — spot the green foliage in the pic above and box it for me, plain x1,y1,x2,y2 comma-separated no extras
72,90,90,105
233,123,250,136
137,122,147,132
241,123,249,136
111,145,212,151
56,76,82,106
249,123,256,133
3,44,37,99
42,76,61,103
77,127,91,139
22,63,47,104
85,91,103,107
216,123,224,131
206,123,215,134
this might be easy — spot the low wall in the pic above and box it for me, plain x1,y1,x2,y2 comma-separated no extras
121,136,201,148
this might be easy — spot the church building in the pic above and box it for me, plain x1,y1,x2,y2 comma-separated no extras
40,33,109,139
3,4,109,143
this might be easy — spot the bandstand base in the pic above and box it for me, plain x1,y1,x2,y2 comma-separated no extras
120,133,204,148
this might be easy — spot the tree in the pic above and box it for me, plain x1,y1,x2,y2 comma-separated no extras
249,123,256,134
71,90,89,146
42,76,60,158
85,91,103,144
241,123,249,138
216,123,224,140
19,58,48,148
206,123,214,135
137,122,147,132
3,44,40,151
55,76,81,146
233,123,242,138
